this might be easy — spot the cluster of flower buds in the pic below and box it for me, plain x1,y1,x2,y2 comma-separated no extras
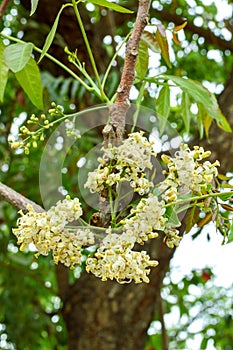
10,103,64,154
12,196,95,269
86,231,158,284
85,131,155,195
160,144,219,197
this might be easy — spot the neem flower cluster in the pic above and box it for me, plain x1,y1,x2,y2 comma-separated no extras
13,132,219,284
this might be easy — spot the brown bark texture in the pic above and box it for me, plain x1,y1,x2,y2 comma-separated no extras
1,1,233,349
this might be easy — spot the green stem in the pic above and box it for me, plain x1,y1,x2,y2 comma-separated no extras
112,182,123,224
109,187,116,224
66,104,107,118
0,33,99,95
17,105,106,145
117,190,233,225
50,104,106,125
164,191,233,208
71,0,108,101
71,59,101,92
110,92,117,103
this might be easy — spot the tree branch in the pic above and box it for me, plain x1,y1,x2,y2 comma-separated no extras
0,181,44,212
0,0,11,18
98,0,152,226
154,9,233,53
103,0,152,145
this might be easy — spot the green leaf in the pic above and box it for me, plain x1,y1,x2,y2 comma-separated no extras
218,192,233,201
197,102,204,138
216,111,232,132
15,58,44,110
156,85,170,134
88,0,133,13
30,0,40,15
218,174,233,181
161,75,231,133
162,75,213,107
155,24,171,68
3,42,33,73
0,41,9,102
222,183,233,189
38,6,64,63
165,207,181,227
203,114,213,139
141,31,160,52
205,93,232,132
181,92,190,134
135,41,148,80
185,206,200,233
227,219,233,244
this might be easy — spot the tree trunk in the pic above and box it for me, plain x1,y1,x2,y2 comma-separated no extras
59,235,174,350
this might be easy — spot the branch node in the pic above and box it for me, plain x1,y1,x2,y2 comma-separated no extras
130,47,138,56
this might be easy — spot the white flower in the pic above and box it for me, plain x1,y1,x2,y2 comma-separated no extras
84,167,109,193
117,131,155,170
48,196,82,224
163,227,182,248
84,131,156,195
12,198,94,269
13,205,50,251
122,195,167,244
12,138,220,284
86,230,158,283
160,144,219,196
